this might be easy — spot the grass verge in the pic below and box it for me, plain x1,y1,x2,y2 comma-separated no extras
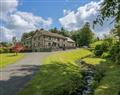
94,61,120,95
90,41,103,48
0,53,24,68
18,49,92,95
83,57,105,65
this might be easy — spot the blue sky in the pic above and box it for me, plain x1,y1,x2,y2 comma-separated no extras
0,0,113,42
18,0,96,28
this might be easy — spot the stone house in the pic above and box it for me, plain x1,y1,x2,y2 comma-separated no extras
22,36,32,50
65,37,76,48
22,29,76,52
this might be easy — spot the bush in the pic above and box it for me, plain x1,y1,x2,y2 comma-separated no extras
94,50,103,56
0,48,4,53
94,41,110,56
101,41,110,52
101,52,109,58
0,47,9,53
94,45,103,56
95,45,101,50
109,43,120,64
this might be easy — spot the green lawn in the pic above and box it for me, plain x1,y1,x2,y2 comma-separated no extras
94,61,120,95
90,41,103,48
0,53,24,68
83,57,105,65
44,48,92,65
18,49,105,95
18,49,93,95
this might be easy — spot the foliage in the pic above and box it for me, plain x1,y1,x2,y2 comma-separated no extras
93,38,114,56
94,50,103,56
72,22,94,47
109,43,120,64
0,47,9,53
90,41,103,49
49,27,69,37
21,31,34,41
18,49,92,95
59,27,69,37
100,41,110,52
0,42,11,47
94,61,120,95
95,45,102,50
49,27,59,33
111,23,120,42
94,0,120,25
0,53,24,68
11,43,24,55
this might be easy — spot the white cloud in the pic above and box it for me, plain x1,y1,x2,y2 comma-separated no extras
0,0,18,20
63,9,72,16
95,28,111,38
0,26,15,42
59,11,78,30
59,0,113,37
59,1,101,31
7,11,52,30
0,0,52,42
76,1,100,19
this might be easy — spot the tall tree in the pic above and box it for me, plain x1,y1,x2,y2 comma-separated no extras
21,31,34,41
72,22,94,47
78,22,94,46
59,27,69,37
49,27,59,33
112,23,120,42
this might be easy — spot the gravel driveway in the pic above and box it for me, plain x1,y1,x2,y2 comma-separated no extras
0,52,52,95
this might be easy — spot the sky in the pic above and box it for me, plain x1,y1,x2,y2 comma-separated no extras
0,0,114,42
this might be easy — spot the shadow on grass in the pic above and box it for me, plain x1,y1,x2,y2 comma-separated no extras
18,62,82,95
0,65,40,95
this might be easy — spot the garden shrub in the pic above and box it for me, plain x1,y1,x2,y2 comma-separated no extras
94,45,103,56
0,48,4,53
109,43,120,64
94,41,111,56
95,45,101,50
100,41,110,52
101,52,109,58
94,50,103,56
0,47,9,53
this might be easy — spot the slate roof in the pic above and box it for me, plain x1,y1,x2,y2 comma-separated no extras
35,29,67,39
66,37,75,43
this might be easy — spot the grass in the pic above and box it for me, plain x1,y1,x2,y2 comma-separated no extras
18,49,93,95
94,61,120,95
90,41,103,48
44,48,92,64
0,53,24,68
83,57,105,65
18,48,106,95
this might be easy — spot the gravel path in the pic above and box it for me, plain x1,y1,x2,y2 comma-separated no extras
0,52,52,95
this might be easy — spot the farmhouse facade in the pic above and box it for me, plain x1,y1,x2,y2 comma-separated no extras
22,29,75,52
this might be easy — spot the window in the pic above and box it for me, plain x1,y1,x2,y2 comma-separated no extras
33,43,35,47
48,43,51,46
57,38,60,41
49,37,51,40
